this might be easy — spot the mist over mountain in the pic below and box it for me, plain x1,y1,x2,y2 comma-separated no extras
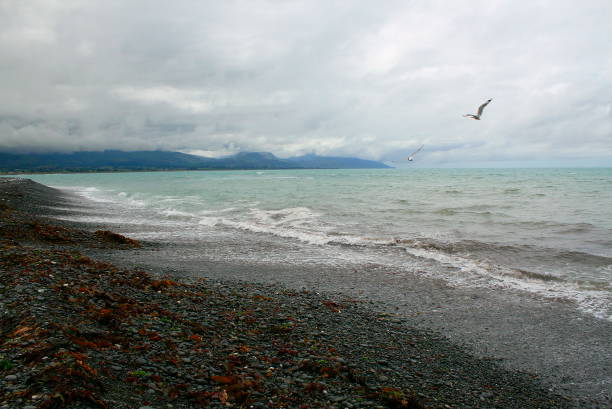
0,150,391,173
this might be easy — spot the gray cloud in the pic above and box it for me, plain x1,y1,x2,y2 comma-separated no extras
0,0,610,166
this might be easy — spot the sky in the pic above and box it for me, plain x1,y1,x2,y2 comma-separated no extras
1,0,611,167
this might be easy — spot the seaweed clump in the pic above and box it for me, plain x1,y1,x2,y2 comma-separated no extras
93,230,141,248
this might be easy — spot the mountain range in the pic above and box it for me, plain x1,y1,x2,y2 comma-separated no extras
0,150,391,172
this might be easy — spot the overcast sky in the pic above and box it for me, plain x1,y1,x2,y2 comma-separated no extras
1,0,611,166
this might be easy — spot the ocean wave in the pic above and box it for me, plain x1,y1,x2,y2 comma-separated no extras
402,246,611,320
497,220,597,231
193,206,395,247
463,204,513,210
554,223,595,234
432,208,507,217
193,206,332,245
218,218,332,245
513,268,565,282
199,207,238,215
160,208,193,218
52,214,175,226
156,203,612,319
57,186,115,203
198,216,220,227
250,207,320,225
51,175,611,321
394,237,612,265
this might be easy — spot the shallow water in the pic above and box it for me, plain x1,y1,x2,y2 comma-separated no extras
7,167,612,320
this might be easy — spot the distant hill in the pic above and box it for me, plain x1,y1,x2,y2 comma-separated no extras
286,153,391,169
0,150,214,172
0,150,391,173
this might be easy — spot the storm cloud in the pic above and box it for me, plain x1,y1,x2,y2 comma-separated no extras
1,0,610,166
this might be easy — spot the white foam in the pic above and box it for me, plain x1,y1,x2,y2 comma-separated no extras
160,208,193,217
403,246,611,321
224,207,349,245
220,219,332,245
247,207,309,226
51,215,151,225
67,186,152,208
202,206,395,248
116,193,147,208
198,216,220,227
199,207,237,215
55,185,116,203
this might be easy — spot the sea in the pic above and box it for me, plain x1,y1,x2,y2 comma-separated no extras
8,168,612,320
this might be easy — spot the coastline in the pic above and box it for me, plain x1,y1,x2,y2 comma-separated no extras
92,239,612,407
1,178,609,408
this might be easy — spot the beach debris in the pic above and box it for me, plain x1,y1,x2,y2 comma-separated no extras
93,230,141,248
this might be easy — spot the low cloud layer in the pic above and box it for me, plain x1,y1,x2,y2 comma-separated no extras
1,0,610,166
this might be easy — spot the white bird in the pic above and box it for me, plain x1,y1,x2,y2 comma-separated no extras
463,98,492,120
393,145,424,162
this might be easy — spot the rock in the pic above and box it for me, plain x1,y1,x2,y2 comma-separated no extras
330,395,345,402
480,391,494,400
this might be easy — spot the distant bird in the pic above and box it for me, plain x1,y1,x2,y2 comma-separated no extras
463,98,492,120
393,145,424,162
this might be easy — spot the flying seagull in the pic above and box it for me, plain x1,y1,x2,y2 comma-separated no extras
463,98,492,120
393,145,424,162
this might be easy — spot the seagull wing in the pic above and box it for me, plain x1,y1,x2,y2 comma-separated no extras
476,99,492,117
409,144,424,157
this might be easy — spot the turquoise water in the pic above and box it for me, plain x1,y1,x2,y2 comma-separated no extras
7,168,612,319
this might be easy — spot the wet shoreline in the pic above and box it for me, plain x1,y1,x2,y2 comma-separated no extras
90,237,611,407
1,177,610,408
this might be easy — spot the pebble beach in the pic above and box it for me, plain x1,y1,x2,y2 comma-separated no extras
0,178,609,408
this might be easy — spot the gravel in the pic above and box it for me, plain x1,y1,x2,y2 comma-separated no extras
0,177,605,408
